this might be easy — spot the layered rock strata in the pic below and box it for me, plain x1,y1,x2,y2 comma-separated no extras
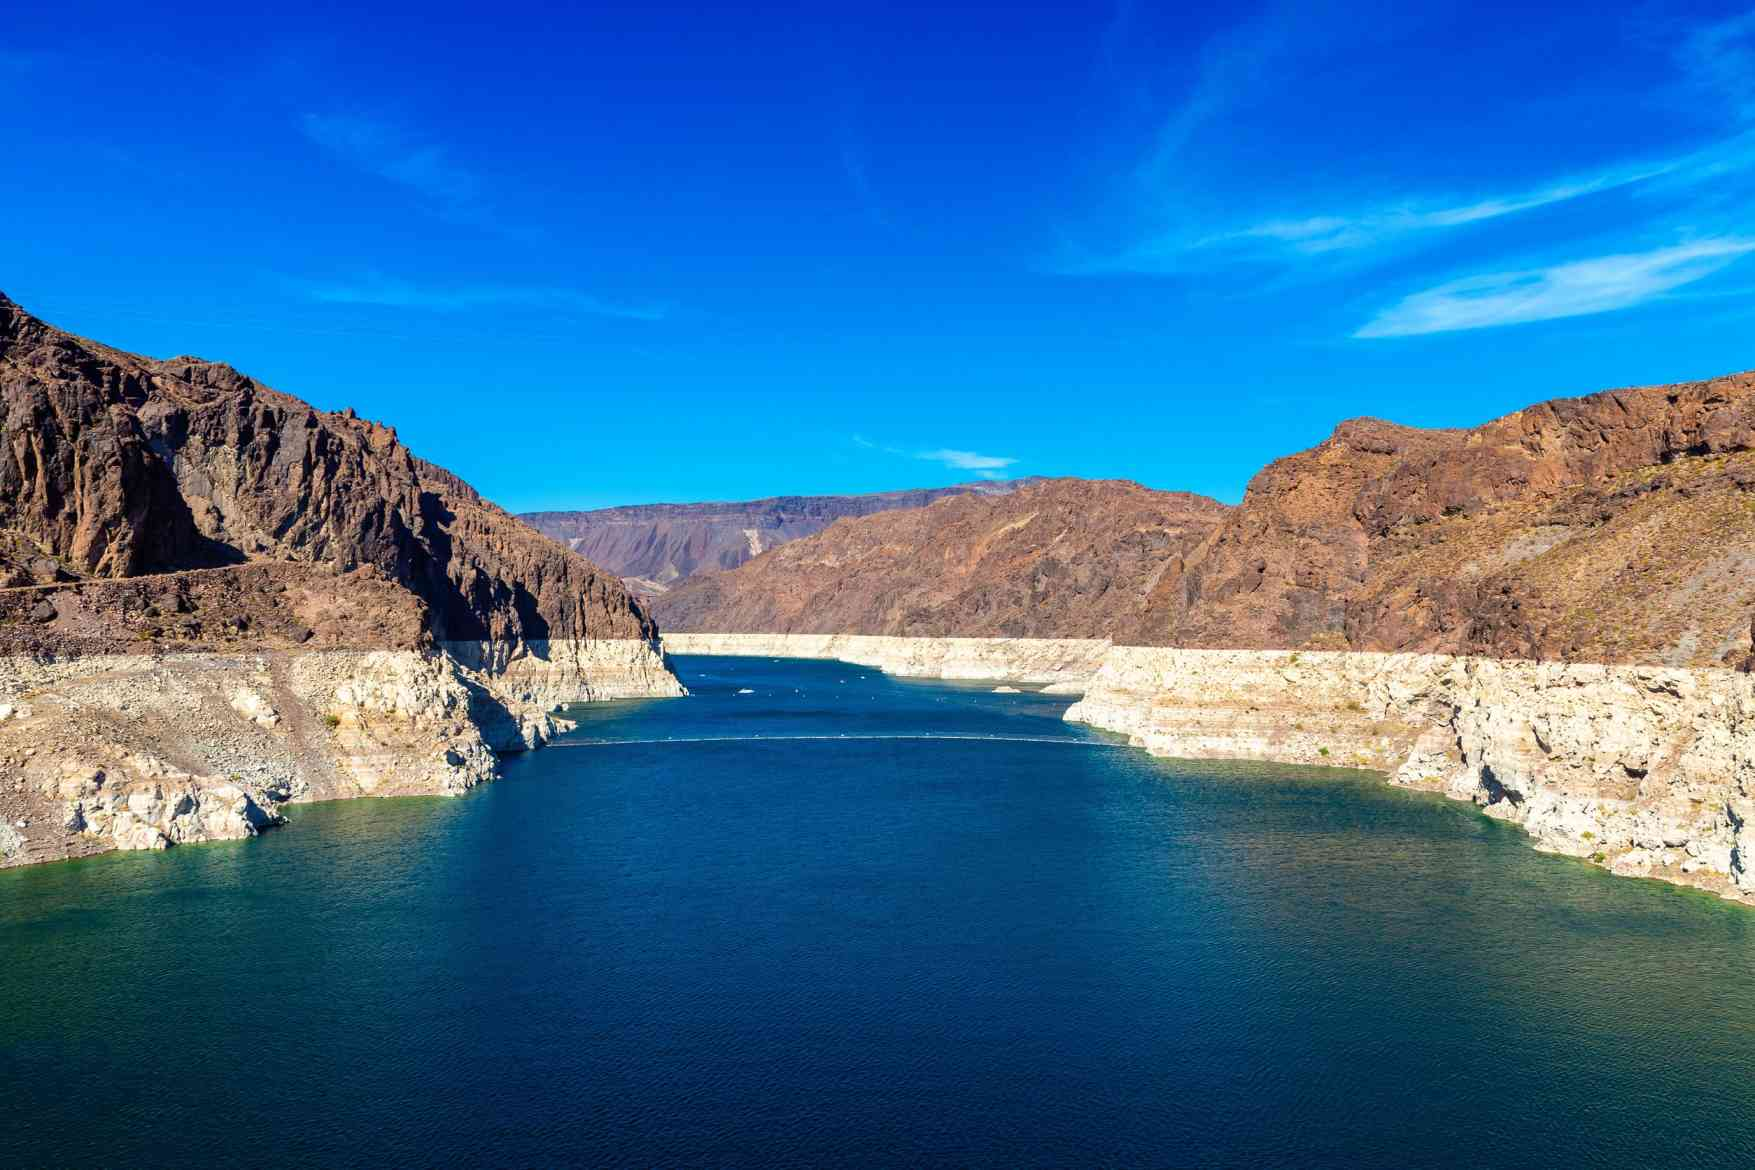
1066,647,1755,901
0,632,691,867
0,647,480,865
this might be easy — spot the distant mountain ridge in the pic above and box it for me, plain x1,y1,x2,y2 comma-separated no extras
521,480,1033,593
652,478,1232,640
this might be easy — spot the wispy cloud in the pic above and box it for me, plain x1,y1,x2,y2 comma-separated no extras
1218,163,1678,257
1068,150,1708,276
1680,8,1755,123
921,448,1017,474
299,112,488,222
1354,238,1755,338
1137,4,1300,182
1060,5,1755,305
855,436,1019,480
291,274,667,321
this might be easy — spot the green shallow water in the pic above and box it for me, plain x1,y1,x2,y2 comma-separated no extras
2,654,1753,1167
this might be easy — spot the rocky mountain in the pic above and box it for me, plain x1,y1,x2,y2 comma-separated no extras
654,478,1231,640
653,372,1755,668
1144,371,1755,666
0,291,655,651
521,481,1029,593
0,290,682,868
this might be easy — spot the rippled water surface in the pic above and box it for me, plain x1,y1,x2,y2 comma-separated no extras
4,655,1754,1167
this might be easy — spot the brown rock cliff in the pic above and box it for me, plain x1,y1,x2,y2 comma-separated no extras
0,291,655,652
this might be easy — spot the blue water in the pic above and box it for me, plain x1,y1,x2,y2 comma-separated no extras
3,655,1754,1168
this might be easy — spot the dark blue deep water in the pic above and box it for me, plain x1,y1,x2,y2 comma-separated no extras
4,655,1755,1167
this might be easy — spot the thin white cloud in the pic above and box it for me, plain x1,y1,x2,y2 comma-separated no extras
1072,153,1701,276
1138,4,1300,181
1225,163,1678,256
921,448,1017,473
299,112,486,220
1061,9,1755,283
294,274,666,321
854,437,1019,480
1354,238,1755,338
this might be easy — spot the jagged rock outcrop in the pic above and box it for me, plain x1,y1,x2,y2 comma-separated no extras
656,479,1229,639
0,291,658,652
521,481,1029,594
1145,373,1755,664
0,291,682,868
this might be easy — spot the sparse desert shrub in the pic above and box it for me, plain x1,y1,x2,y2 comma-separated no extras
323,713,342,730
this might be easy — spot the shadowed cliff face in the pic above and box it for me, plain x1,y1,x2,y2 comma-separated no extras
521,482,1030,593
0,292,654,648
1148,373,1755,666
654,479,1230,640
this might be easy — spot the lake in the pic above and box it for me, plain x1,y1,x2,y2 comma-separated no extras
3,654,1753,1167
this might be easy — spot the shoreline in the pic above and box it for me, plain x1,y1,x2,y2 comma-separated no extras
10,630,1751,905
659,632,1109,690
666,634,1755,904
0,639,684,870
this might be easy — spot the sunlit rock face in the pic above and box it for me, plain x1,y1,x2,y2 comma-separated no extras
1066,646,1755,901
0,292,683,869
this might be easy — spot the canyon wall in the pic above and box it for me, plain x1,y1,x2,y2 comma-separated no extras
0,293,685,868
1139,373,1755,665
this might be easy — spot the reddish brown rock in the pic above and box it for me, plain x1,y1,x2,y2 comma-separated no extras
1146,372,1755,665
655,371,1755,669
655,479,1229,640
0,291,655,652
521,481,1032,594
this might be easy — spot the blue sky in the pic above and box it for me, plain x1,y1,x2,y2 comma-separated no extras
5,1,1755,510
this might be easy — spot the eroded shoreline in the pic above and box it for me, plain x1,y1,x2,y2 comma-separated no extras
0,639,683,868
668,634,1755,903
12,629,1752,904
